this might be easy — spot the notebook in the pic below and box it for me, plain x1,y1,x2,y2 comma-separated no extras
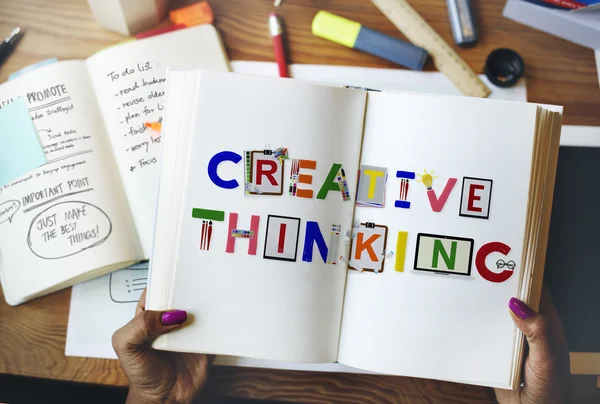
146,69,562,389
0,25,229,306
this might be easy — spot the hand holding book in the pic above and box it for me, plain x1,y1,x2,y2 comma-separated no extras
495,292,572,403
112,289,571,401
112,289,212,404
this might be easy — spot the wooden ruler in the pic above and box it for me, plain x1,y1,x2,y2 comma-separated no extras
371,0,491,98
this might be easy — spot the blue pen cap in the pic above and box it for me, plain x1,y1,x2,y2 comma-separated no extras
354,27,429,71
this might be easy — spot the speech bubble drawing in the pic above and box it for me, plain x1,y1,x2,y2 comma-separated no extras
27,201,112,259
0,200,21,225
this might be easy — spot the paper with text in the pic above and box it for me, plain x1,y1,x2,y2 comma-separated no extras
0,61,143,305
86,25,229,256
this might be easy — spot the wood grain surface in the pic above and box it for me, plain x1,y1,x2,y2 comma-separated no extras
1,0,599,403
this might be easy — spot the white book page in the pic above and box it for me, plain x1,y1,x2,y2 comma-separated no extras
86,25,229,257
155,72,366,363
0,61,143,305
337,92,539,387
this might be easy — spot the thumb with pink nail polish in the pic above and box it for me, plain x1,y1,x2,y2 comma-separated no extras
112,289,213,404
495,292,572,404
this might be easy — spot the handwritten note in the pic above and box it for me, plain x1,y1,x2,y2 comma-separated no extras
0,60,142,305
86,25,230,255
106,61,164,173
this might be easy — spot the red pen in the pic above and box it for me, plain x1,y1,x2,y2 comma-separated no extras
541,0,585,8
269,13,289,78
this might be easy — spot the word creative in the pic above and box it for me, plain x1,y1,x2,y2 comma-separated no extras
193,149,516,284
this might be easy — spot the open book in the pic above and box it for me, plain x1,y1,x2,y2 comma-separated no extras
0,25,229,305
148,70,562,389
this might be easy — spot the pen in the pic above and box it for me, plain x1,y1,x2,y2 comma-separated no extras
0,28,24,67
446,0,478,47
269,13,289,78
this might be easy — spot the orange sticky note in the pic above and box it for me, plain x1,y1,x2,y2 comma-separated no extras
169,2,214,26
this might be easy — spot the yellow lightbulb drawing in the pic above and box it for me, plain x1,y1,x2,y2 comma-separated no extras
417,169,438,190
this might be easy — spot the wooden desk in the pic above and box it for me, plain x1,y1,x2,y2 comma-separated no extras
1,0,599,403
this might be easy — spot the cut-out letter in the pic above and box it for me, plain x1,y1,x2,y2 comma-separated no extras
356,165,388,208
264,215,301,262
247,150,284,195
208,151,242,189
432,239,457,270
225,212,260,255
355,233,381,262
256,160,278,186
427,178,457,213
395,231,408,272
395,171,415,209
302,221,328,263
296,159,317,199
349,223,388,273
459,177,493,219
317,163,342,200
476,241,514,283
414,233,473,276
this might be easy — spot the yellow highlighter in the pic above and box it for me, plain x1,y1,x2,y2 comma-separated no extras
312,11,428,71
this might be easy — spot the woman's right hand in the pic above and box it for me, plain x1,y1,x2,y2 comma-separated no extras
494,289,572,404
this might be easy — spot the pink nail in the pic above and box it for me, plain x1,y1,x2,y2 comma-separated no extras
509,298,535,320
161,310,187,326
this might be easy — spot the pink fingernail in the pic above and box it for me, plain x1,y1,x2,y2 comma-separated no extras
509,298,535,320
161,310,187,326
